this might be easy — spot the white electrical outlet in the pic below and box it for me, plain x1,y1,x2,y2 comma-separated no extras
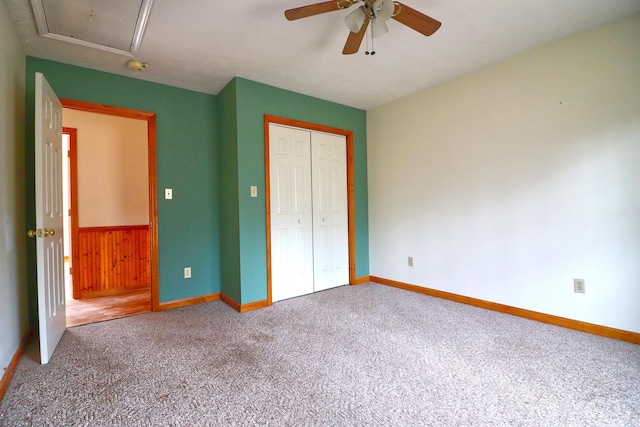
408,256,414,267
574,278,585,294
184,267,192,279
165,188,173,200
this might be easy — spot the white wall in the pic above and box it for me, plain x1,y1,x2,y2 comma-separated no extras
367,14,640,333
0,1,28,372
63,109,149,227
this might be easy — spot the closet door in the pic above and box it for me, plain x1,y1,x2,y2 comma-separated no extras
312,132,349,292
269,125,314,302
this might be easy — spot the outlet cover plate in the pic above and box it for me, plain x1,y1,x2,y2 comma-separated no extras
574,278,585,293
184,267,192,279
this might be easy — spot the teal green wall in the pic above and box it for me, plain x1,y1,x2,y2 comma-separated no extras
25,57,220,322
232,78,370,304
216,80,241,303
24,58,369,316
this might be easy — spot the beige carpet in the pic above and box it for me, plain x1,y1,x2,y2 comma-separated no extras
1,282,638,426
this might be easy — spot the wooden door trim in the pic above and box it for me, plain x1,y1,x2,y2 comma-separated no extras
61,98,159,311
147,115,159,311
264,115,356,306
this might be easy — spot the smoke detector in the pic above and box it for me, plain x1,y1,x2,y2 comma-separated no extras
126,59,148,71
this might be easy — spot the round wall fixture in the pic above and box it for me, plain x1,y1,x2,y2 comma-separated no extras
126,59,148,71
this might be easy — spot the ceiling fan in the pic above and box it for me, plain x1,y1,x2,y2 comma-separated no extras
285,0,441,55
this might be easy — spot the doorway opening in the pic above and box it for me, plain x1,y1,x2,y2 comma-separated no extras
61,99,159,326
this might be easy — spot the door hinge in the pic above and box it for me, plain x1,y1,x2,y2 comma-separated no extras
67,150,70,158
68,209,71,216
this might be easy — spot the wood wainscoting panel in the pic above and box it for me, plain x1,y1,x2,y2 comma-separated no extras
76,225,150,297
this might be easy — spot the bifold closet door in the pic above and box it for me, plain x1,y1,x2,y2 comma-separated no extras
269,125,314,302
269,124,349,302
311,132,349,292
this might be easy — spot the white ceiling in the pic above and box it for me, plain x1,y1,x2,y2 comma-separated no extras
4,0,640,110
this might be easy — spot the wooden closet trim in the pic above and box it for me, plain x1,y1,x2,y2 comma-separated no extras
264,114,356,305
61,98,160,311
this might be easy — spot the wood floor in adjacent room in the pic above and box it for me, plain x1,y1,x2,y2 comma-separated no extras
65,261,151,327
66,288,151,327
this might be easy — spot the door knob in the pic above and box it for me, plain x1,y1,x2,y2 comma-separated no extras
27,229,54,238
297,219,302,223
27,229,44,238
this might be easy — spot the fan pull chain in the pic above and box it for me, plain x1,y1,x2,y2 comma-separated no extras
365,27,370,55
371,29,376,55
365,23,376,56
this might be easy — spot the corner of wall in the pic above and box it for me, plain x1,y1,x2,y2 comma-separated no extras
216,78,242,303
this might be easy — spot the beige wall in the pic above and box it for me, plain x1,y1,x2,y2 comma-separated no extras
0,1,28,372
63,109,149,227
367,14,640,333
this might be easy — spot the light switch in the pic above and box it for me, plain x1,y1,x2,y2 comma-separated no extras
165,188,172,199
250,186,258,198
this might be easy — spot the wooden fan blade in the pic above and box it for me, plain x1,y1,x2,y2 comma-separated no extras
285,1,349,21
392,2,441,36
342,19,369,55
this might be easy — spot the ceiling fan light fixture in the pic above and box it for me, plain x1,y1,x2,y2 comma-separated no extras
371,18,389,38
345,6,366,33
283,0,441,55
373,0,395,21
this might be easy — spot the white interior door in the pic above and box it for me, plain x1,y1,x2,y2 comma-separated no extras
312,132,349,292
269,124,314,302
34,72,66,364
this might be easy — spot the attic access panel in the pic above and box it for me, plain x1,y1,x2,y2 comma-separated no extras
31,0,154,56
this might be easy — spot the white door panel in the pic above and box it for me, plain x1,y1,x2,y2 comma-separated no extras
269,124,313,302
34,72,66,364
312,132,349,292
